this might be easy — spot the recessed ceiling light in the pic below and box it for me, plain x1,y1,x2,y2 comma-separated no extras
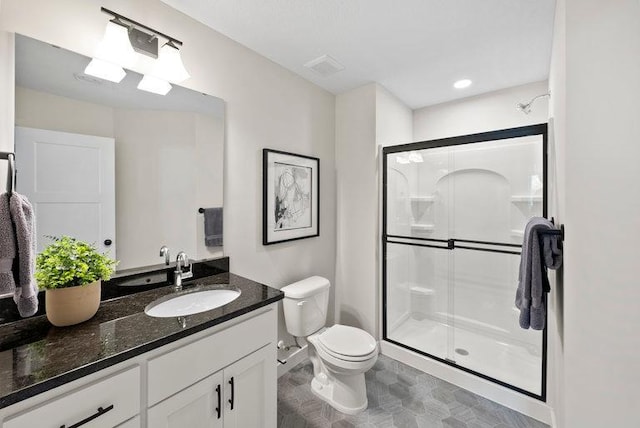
453,79,472,89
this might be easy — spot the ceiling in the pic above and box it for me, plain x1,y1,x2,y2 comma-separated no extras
160,0,556,109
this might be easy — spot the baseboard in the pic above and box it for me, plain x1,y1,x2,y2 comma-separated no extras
380,341,553,425
550,408,558,428
277,344,309,378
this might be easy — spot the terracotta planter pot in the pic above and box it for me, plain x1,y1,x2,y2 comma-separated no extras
45,280,101,327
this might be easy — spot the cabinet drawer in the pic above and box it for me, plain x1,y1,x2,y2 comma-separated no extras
4,366,140,428
148,308,276,406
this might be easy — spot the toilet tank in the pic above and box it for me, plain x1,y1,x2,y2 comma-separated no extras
281,276,330,337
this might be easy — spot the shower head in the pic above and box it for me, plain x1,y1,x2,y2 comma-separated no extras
516,92,551,114
516,102,533,114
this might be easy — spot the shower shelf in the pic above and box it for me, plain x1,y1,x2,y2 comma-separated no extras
410,223,435,232
510,195,542,203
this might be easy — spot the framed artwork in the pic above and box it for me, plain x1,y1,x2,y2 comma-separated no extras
263,149,319,245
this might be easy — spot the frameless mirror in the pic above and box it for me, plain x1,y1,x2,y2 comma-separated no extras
14,34,225,271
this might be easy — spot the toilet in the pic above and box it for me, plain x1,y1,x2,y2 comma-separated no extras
281,276,378,415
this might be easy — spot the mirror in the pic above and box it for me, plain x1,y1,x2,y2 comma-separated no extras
13,34,225,271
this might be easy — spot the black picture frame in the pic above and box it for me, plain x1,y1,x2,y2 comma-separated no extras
263,149,320,245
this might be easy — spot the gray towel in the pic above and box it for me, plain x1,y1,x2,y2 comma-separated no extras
0,192,38,317
10,193,38,316
204,207,223,247
0,194,16,296
515,217,563,330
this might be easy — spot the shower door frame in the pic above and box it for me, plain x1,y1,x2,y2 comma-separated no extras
381,123,549,401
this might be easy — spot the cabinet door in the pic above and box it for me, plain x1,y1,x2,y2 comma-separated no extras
148,371,224,428
223,345,276,428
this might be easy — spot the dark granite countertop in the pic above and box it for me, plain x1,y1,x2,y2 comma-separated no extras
0,272,283,409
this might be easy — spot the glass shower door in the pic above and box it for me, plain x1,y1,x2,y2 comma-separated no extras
448,136,543,395
383,125,547,398
385,145,454,363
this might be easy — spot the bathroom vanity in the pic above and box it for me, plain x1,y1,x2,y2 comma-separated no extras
0,266,283,428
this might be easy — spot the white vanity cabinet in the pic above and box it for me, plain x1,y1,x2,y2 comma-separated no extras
2,367,141,428
147,307,276,428
148,345,274,428
0,304,278,428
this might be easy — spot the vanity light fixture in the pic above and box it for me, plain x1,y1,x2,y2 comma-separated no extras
137,75,172,96
153,42,190,83
84,19,136,82
86,7,190,88
453,79,472,89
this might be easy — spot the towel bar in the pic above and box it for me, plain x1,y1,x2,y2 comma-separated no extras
0,151,16,193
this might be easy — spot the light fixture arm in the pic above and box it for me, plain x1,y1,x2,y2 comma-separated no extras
101,7,183,46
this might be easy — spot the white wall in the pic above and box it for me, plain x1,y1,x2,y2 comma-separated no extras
15,87,114,138
335,83,413,337
0,0,336,344
559,1,640,426
413,81,549,141
547,0,566,424
0,29,14,186
335,84,377,335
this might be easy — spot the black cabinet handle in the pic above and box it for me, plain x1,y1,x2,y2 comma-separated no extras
215,384,221,419
228,377,235,411
60,405,114,428
104,239,112,246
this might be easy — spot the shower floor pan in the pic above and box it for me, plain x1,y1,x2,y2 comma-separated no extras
388,317,541,395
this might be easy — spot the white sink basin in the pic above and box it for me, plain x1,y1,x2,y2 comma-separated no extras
145,288,241,318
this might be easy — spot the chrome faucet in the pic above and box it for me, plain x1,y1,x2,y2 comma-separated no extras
174,251,193,291
159,246,170,265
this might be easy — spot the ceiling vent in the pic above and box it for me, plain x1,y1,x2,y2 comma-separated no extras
304,55,345,77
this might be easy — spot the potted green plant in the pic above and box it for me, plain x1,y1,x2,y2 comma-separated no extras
36,236,117,327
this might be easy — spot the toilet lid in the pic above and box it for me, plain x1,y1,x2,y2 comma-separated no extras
318,325,377,357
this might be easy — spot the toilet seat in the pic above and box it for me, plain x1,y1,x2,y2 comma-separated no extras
316,325,377,362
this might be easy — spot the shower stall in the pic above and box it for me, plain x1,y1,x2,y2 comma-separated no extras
382,124,547,399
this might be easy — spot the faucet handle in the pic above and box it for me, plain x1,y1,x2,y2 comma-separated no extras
159,246,170,265
176,251,190,270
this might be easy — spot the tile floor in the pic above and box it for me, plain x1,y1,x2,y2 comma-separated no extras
277,355,549,428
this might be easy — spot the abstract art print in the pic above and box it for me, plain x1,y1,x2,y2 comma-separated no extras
263,149,319,245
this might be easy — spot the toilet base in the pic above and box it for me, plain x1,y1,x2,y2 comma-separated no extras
310,373,368,415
